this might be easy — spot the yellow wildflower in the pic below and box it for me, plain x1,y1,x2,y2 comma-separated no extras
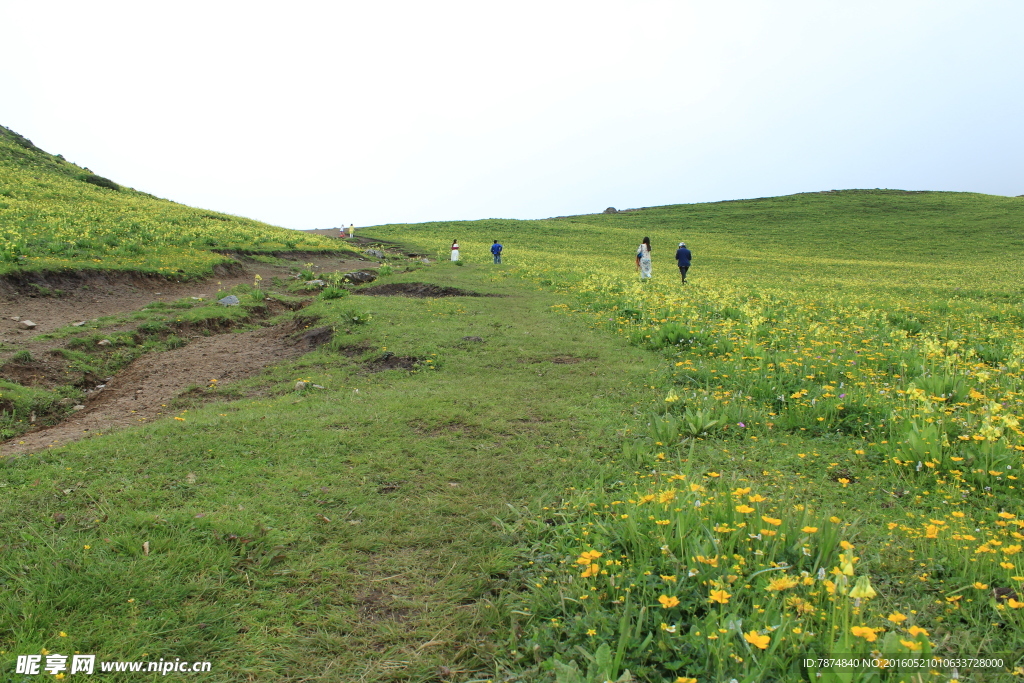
743,630,770,649
851,625,880,642
658,594,680,609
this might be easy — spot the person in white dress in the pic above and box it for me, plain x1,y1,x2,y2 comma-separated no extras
451,239,460,261
636,236,652,279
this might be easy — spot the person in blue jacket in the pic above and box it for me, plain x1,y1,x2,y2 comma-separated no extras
491,240,503,264
675,242,692,284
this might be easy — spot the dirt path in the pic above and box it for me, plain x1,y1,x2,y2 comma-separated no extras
1,327,305,455
0,252,374,342
0,244,398,455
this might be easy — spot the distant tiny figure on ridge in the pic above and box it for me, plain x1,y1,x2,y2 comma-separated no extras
675,241,692,284
491,239,503,264
451,239,460,261
636,236,652,279
349,224,354,238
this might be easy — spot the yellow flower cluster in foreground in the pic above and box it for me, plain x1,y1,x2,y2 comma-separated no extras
517,468,1021,680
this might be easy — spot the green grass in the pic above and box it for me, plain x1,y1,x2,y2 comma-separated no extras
0,264,661,681
0,125,357,277
371,189,1024,300
359,192,1024,682
4,135,1024,682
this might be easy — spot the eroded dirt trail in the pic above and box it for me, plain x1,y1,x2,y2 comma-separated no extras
2,327,306,455
0,246,393,456
0,252,373,342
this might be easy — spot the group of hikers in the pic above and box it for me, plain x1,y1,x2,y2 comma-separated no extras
446,236,692,283
449,239,504,264
637,236,692,284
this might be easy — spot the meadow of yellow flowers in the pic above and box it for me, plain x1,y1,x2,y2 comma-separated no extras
4,117,1023,679
369,192,1024,682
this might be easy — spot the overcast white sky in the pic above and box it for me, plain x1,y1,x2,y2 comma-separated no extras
3,1,1022,229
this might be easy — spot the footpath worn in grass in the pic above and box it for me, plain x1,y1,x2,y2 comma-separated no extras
1,284,288,442
0,263,657,681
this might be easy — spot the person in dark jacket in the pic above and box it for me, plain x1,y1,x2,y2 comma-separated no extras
675,242,692,284
491,240,503,264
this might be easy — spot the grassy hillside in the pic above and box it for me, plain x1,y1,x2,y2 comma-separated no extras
372,189,1024,299
3,133,1024,683
0,125,348,278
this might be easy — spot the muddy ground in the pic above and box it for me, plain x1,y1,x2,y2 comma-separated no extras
0,240,410,455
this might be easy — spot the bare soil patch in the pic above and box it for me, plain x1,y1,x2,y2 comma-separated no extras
333,341,374,357
0,253,373,347
355,282,495,298
356,589,411,623
0,251,381,455
1,325,305,456
294,326,334,349
515,354,589,365
366,352,420,372
1,355,83,388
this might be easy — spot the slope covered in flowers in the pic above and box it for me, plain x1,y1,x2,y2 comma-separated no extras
367,192,1024,682
0,125,345,277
